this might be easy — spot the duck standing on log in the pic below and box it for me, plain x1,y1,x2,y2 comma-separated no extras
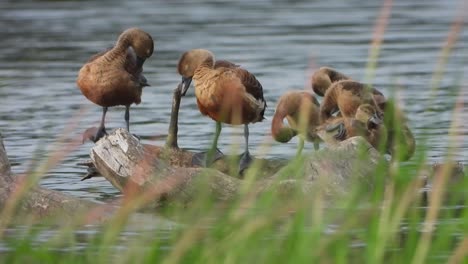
271,91,321,156
77,27,154,143
177,49,266,173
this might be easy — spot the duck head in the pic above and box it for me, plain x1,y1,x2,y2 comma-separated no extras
177,49,215,95
119,28,154,68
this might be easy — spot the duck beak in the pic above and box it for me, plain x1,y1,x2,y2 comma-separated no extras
369,113,383,125
181,77,192,96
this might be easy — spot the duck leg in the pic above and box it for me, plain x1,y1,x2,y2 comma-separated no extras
93,107,108,143
239,124,253,174
125,105,140,140
192,121,224,167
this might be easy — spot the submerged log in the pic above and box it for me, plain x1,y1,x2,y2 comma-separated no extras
0,132,100,222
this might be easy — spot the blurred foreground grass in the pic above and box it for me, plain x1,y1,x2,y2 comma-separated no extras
0,147,466,264
1,0,468,263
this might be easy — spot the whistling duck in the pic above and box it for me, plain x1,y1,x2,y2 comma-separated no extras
177,49,266,173
77,27,154,142
271,91,321,156
316,104,388,151
166,60,239,149
311,67,351,96
319,80,387,123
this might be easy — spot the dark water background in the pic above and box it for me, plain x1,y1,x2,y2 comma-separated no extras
0,0,467,203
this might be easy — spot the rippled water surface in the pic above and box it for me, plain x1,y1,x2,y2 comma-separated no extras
0,0,467,201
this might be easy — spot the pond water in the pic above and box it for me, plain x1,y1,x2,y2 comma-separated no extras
0,0,467,202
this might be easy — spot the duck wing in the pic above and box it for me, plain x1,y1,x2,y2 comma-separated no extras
235,68,265,103
235,67,267,119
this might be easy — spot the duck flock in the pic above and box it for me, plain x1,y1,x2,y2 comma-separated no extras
76,28,415,173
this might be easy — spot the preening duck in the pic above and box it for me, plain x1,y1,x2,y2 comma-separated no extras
271,90,321,156
316,104,388,151
77,27,154,142
319,80,386,123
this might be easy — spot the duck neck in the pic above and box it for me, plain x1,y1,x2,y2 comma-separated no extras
193,57,215,81
165,83,182,149
102,35,131,64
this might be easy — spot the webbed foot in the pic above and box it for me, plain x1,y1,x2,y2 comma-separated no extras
239,151,253,175
191,148,224,167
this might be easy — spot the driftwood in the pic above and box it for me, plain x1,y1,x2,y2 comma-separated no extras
89,129,388,205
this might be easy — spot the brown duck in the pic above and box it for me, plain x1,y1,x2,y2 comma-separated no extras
316,104,388,151
177,49,266,173
77,27,154,142
271,91,321,156
319,80,387,123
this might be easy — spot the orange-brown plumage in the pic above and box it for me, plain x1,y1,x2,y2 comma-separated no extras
77,28,153,107
271,90,321,155
77,27,154,142
193,61,265,125
177,49,266,171
316,104,387,151
319,80,385,123
271,91,320,143
311,67,351,96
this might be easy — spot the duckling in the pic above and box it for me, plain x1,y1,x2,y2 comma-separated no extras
77,27,154,142
271,91,321,156
319,80,387,123
311,67,351,96
316,104,387,151
177,49,266,173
